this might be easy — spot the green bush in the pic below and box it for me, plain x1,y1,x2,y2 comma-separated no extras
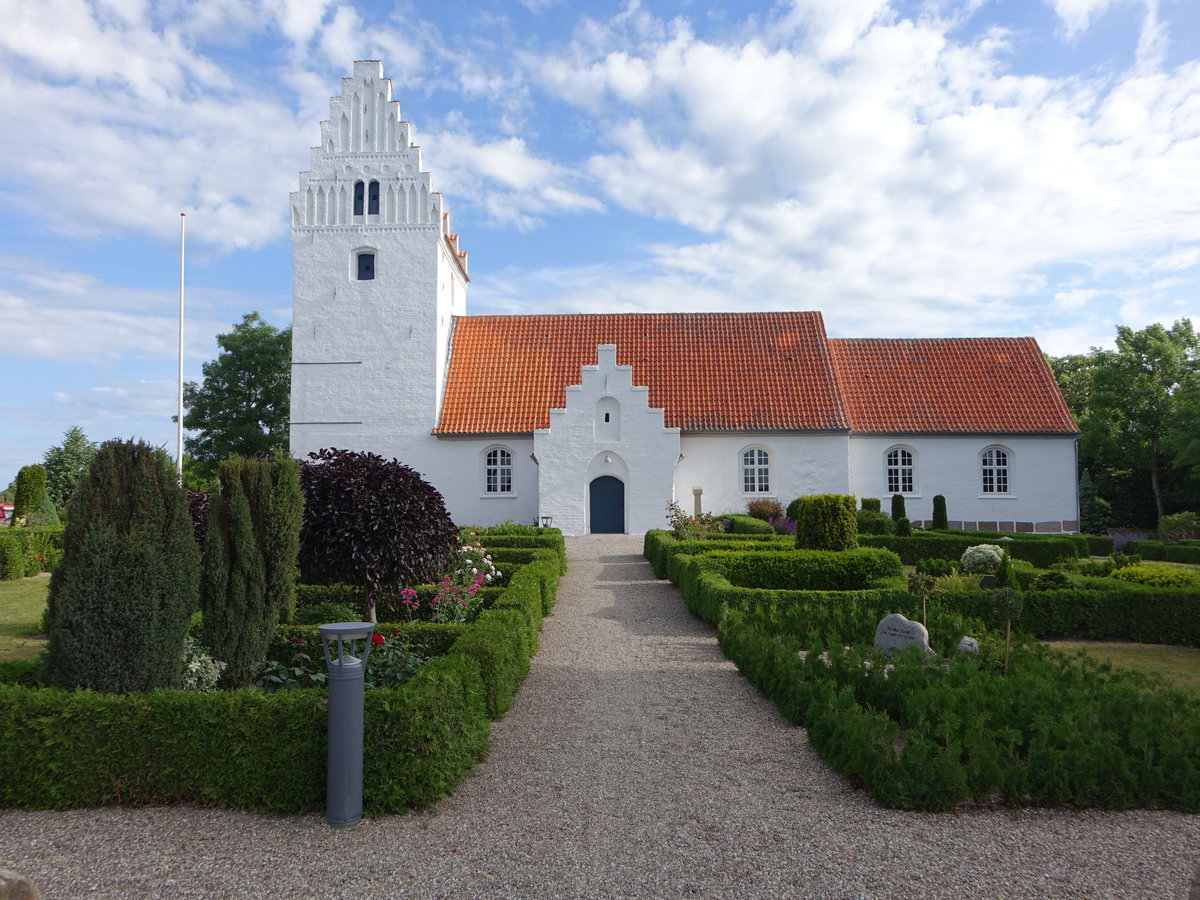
855,508,893,535
931,495,948,530
449,608,530,719
861,533,1078,568
1111,565,1200,589
0,532,28,580
25,493,61,528
292,601,359,625
42,440,200,693
716,610,1200,812
643,530,787,580
726,514,777,535
894,516,912,537
201,455,304,687
891,493,907,521
795,495,858,551
1084,535,1116,556
861,498,881,513
917,558,956,577
746,498,784,521
1165,544,1200,564
0,653,489,814
12,465,47,526
467,529,566,572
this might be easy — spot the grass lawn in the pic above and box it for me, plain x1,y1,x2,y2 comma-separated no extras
1045,639,1200,695
0,575,49,661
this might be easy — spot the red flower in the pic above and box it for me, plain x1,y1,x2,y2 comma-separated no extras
391,630,400,637
371,633,385,645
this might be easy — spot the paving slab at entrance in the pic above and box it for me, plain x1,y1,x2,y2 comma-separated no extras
0,535,1196,899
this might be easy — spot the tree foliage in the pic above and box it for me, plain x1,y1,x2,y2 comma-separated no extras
12,465,47,527
201,454,304,688
1050,318,1200,526
42,426,97,508
182,312,291,481
298,449,458,622
41,439,199,693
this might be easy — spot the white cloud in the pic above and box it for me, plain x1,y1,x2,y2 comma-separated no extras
1048,0,1119,38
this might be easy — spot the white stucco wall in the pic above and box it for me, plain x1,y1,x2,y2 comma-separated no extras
847,434,1079,531
534,345,680,535
674,432,850,522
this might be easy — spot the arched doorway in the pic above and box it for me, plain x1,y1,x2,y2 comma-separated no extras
589,475,625,534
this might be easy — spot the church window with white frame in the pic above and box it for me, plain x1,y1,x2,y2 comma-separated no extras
484,447,513,494
741,447,771,494
981,447,1010,494
354,248,376,281
886,447,915,495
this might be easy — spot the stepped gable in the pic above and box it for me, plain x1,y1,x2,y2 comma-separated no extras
434,311,849,434
828,337,1079,434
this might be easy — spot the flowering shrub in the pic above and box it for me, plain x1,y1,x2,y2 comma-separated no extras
365,631,427,688
430,573,487,623
768,516,796,535
666,501,721,539
746,498,784,521
1109,528,1149,552
179,636,226,692
451,543,502,588
1157,511,1200,542
960,544,1005,575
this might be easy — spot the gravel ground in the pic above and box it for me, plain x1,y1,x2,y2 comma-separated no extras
2,535,1198,899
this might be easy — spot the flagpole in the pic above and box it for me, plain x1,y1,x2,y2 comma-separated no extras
177,212,186,485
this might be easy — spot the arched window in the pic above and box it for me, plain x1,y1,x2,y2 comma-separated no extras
485,447,513,494
741,447,770,494
353,180,365,216
981,447,1009,494
886,447,914,495
367,180,380,215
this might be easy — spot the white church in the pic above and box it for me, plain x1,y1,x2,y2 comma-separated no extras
289,61,1081,536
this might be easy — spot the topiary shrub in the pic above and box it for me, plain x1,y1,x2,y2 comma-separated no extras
300,449,458,622
861,498,881,513
201,455,304,688
960,544,1005,575
12,465,47,528
891,493,907,521
895,516,912,537
794,495,858,551
931,495,948,530
41,439,200,693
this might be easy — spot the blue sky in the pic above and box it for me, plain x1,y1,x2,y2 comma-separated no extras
1,0,1198,491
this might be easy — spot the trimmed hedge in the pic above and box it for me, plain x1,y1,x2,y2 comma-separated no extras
643,530,789,580
861,533,1078,568
1126,540,1200,564
725,515,777,535
930,581,1200,647
0,529,566,813
0,653,488,814
466,528,566,573
795,494,858,551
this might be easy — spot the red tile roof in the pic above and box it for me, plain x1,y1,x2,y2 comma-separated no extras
434,312,849,433
828,338,1078,434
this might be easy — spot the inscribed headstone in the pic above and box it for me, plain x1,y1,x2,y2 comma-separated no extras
874,613,934,657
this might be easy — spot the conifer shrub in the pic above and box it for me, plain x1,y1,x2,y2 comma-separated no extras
895,516,913,537
795,494,858,551
201,455,304,688
932,495,948,530
891,493,907,521
861,498,881,513
12,465,47,527
41,439,200,693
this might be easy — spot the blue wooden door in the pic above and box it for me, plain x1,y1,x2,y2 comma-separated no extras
589,476,625,533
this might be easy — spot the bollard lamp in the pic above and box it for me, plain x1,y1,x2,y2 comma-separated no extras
318,621,376,828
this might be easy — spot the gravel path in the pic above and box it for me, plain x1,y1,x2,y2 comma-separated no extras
2,535,1198,899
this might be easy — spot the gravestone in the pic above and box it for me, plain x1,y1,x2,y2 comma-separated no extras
874,613,935,657
979,574,997,589
957,636,980,654
0,869,42,900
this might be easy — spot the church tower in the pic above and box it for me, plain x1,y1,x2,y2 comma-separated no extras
289,60,469,469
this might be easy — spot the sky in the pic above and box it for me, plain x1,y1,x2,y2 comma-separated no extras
1,0,1198,491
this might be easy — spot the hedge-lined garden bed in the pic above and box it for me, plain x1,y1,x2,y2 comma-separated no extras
0,528,565,814
648,529,1200,812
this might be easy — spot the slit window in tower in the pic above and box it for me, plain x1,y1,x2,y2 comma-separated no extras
368,181,380,215
353,180,365,216
357,252,375,281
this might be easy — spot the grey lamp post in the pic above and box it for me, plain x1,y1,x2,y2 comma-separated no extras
318,622,376,828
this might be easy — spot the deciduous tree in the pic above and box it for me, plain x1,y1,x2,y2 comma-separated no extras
182,312,291,481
